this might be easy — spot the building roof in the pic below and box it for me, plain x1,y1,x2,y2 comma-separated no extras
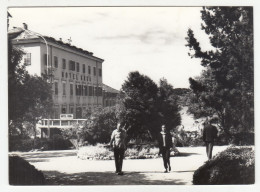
102,84,120,94
8,27,104,61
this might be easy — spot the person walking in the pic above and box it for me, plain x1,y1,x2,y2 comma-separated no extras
158,124,173,173
110,122,127,175
202,118,218,159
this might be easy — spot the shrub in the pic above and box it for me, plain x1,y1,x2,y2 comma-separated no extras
231,132,254,146
9,135,73,152
77,144,114,160
9,155,46,185
176,131,204,147
125,148,139,158
77,144,163,160
193,146,255,185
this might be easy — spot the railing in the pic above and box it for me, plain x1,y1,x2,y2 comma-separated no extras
37,119,86,129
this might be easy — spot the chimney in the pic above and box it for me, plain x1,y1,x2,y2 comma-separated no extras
22,23,28,30
59,38,62,41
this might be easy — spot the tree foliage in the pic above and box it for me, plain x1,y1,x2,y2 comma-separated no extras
185,7,254,136
8,38,53,137
62,106,120,145
120,71,181,141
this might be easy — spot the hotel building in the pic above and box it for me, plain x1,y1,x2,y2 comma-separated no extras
9,25,107,119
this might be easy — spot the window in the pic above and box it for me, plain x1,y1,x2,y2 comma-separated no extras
75,84,83,96
93,67,96,76
75,85,77,95
73,74,75,79
62,107,66,114
62,59,66,69
69,60,75,71
84,85,88,96
88,66,91,74
98,87,102,96
89,86,93,96
79,85,82,96
24,53,31,65
63,83,66,95
94,87,97,96
54,82,58,95
83,64,86,73
44,54,49,66
70,107,74,114
99,68,102,77
62,71,64,78
76,62,80,72
70,84,73,95
66,72,68,78
54,56,58,68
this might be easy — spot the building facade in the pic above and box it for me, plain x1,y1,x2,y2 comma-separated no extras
9,26,104,119
102,84,120,107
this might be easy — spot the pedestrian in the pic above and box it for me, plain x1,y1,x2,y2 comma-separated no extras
158,124,173,173
202,118,218,159
110,122,127,175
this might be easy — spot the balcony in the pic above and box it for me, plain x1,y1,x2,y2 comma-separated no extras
38,119,86,129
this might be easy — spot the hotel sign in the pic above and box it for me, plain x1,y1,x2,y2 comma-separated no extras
60,114,74,120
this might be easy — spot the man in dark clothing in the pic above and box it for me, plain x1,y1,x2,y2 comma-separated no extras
110,123,127,175
203,119,218,159
158,125,173,173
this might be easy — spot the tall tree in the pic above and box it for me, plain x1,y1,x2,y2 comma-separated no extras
120,71,181,141
185,7,253,136
8,38,53,137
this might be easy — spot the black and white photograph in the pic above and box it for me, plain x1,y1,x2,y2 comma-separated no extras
0,0,259,191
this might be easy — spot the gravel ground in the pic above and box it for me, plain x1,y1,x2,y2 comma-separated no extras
10,145,229,185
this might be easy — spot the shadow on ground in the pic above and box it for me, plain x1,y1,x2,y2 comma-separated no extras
19,151,77,160
175,152,200,157
43,171,187,185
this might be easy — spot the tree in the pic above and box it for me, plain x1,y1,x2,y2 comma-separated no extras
8,38,53,138
63,106,120,145
82,106,118,144
185,7,254,137
120,71,181,141
158,78,181,131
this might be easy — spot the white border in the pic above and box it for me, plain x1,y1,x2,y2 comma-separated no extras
1,0,259,192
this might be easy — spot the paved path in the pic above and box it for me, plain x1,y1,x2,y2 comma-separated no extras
11,146,229,185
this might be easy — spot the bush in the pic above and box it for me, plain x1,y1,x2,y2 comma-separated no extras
77,144,163,160
176,131,204,147
9,155,45,185
231,132,254,146
9,135,73,152
77,144,114,160
193,146,255,185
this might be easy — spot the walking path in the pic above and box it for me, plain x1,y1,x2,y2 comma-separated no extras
11,146,229,185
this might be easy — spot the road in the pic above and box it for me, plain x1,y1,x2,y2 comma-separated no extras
11,146,229,185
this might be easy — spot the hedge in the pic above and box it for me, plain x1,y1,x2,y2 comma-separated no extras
9,134,73,152
193,146,254,185
9,155,46,185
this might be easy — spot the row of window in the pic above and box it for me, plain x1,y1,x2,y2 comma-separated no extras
44,54,102,76
54,82,103,97
61,71,92,82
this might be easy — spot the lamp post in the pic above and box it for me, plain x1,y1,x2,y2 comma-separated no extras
23,28,51,138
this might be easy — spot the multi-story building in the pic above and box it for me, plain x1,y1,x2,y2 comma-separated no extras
102,84,120,107
9,25,104,119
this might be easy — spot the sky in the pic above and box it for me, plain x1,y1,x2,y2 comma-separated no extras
8,7,213,90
